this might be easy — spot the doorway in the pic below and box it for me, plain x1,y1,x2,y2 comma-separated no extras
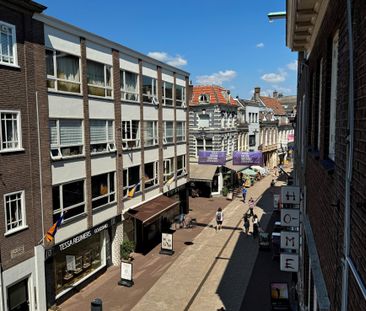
7,278,29,311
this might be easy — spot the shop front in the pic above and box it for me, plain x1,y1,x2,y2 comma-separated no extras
127,195,180,254
189,163,218,197
45,216,120,306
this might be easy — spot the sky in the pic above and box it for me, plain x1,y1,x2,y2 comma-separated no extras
40,0,297,99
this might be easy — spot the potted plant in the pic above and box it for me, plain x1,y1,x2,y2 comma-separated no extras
120,240,135,261
222,186,229,197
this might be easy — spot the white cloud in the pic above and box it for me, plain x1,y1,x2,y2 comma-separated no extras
196,70,237,85
287,60,298,71
256,42,264,48
147,51,187,67
261,69,287,83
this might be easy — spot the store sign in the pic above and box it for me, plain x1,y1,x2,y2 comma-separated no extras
280,209,300,227
198,151,226,165
288,133,294,142
281,186,300,204
10,245,25,259
280,253,299,272
280,231,300,250
161,233,173,251
233,151,263,166
273,194,280,211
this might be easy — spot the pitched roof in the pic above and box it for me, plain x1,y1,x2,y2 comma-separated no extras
190,85,237,106
260,96,286,115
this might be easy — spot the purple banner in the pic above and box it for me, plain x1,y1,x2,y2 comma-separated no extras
198,151,226,165
233,151,263,166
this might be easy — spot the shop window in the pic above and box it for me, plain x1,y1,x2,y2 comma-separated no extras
90,120,115,153
91,172,115,209
123,166,140,198
144,162,158,189
53,180,85,222
54,233,104,295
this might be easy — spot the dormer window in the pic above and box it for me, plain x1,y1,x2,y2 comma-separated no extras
198,94,210,104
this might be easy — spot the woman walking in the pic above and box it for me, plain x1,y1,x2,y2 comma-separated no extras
216,207,224,231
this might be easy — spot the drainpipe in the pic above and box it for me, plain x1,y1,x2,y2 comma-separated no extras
341,0,354,309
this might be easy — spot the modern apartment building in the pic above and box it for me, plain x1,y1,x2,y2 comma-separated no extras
287,0,366,310
0,1,190,309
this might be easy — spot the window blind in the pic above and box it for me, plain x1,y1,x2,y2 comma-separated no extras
60,120,82,145
90,120,106,143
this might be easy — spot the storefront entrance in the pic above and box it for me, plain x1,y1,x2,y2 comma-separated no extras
7,279,29,311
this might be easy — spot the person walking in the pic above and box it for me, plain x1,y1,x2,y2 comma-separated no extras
252,214,259,238
215,207,224,231
241,187,247,203
243,215,250,235
248,197,255,217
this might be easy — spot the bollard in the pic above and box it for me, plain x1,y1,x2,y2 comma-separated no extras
91,298,102,311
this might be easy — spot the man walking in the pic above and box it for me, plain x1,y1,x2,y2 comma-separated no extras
241,187,247,203
216,208,224,231
243,215,250,235
248,197,255,217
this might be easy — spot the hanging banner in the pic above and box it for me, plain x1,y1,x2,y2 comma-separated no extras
281,186,300,204
280,253,299,272
198,151,226,165
280,231,300,250
233,151,263,166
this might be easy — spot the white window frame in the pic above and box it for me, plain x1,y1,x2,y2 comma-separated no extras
91,171,116,209
53,180,85,221
177,155,186,176
142,75,158,104
90,120,115,154
0,21,18,67
162,81,173,106
87,60,113,98
329,32,339,161
123,166,141,198
49,119,84,160
176,85,186,107
0,110,22,152
317,59,323,150
144,121,158,146
122,120,140,149
4,190,26,235
164,121,174,144
120,70,139,102
46,49,81,94
144,162,158,188
163,158,174,182
176,121,186,142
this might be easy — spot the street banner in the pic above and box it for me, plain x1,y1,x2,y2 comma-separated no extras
288,133,294,142
233,151,263,166
280,253,299,272
281,209,300,227
198,151,226,165
280,231,300,250
281,186,300,204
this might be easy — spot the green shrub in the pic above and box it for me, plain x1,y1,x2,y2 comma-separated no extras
120,240,135,261
222,187,229,197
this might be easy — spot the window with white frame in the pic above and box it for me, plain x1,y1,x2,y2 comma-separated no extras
0,111,21,151
176,121,185,142
163,158,174,182
142,75,157,103
196,138,212,156
49,119,83,159
176,85,186,107
87,60,112,97
164,121,174,144
91,172,115,209
162,81,173,106
198,114,209,128
177,155,186,176
249,134,256,147
144,121,158,146
52,180,85,222
120,70,139,102
329,32,338,161
90,119,115,153
46,49,81,93
144,162,158,189
123,165,140,197
122,120,140,149
4,191,26,233
0,21,17,66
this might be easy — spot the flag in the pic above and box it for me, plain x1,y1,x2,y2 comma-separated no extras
128,180,141,199
45,213,64,242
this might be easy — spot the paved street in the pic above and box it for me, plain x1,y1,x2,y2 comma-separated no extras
60,169,293,311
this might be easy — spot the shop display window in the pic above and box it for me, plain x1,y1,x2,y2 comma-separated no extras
54,232,104,295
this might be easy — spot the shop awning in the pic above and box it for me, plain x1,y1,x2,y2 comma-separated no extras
224,160,248,172
190,163,217,182
127,195,179,225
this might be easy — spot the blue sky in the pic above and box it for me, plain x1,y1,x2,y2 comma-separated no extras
40,0,297,98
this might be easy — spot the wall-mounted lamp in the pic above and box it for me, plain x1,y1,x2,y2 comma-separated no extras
267,11,286,22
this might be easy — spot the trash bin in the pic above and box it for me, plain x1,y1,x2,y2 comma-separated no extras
91,298,103,311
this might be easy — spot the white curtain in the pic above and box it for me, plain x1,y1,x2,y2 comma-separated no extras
57,53,80,82
87,61,104,86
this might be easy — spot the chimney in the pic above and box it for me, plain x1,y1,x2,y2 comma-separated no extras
273,90,278,98
254,87,260,100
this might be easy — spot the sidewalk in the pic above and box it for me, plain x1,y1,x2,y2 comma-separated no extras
59,172,280,311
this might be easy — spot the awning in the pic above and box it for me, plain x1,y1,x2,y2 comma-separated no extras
127,195,179,225
224,160,248,172
190,163,217,182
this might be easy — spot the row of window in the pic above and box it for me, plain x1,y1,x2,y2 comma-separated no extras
0,111,185,155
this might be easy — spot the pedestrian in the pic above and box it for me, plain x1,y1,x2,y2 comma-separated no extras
241,187,247,203
243,215,250,235
215,207,224,231
248,197,255,217
252,214,259,238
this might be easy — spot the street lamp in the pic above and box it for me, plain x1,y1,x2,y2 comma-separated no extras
267,11,286,22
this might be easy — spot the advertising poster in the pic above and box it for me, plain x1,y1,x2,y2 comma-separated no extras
233,151,263,166
121,261,133,281
66,255,76,271
198,151,226,165
161,233,173,251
